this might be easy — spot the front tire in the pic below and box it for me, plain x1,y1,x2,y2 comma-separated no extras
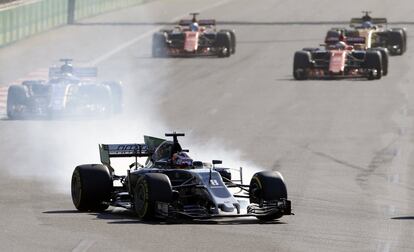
152,32,168,58
249,171,288,221
71,164,113,211
133,173,173,220
103,81,123,114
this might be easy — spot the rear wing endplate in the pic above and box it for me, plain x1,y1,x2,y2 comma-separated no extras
99,143,151,166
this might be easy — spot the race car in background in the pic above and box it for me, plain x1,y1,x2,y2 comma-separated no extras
293,40,385,80
152,13,236,58
325,11,406,56
6,59,123,119
71,132,292,221
324,30,389,76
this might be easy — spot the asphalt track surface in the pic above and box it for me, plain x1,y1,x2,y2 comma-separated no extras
1,0,414,251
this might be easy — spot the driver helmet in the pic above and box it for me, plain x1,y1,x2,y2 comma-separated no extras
172,152,193,168
362,21,374,29
60,63,73,74
190,22,199,32
335,41,347,50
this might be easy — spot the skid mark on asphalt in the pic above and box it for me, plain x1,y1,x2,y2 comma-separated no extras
302,145,367,172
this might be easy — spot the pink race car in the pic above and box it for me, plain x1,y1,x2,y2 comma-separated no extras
152,13,236,58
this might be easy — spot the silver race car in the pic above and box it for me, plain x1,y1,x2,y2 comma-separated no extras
7,59,122,119
71,133,292,221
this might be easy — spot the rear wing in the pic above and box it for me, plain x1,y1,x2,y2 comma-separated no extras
99,144,151,166
178,19,216,26
199,19,216,26
49,67,98,79
345,36,366,44
350,18,387,26
178,19,192,26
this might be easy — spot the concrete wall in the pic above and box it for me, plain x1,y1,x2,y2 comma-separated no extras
0,0,145,47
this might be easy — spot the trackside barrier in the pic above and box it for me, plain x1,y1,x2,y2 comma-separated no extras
0,0,145,47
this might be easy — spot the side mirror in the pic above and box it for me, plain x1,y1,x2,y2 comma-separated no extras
212,160,222,165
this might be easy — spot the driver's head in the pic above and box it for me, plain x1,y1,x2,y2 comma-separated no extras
172,152,193,168
61,63,73,74
362,21,373,29
335,41,347,50
190,22,199,32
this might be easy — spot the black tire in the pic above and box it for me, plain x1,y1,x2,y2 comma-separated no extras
249,171,288,221
152,32,168,58
103,81,123,114
302,47,319,52
387,30,405,55
325,30,341,44
79,84,112,114
293,51,311,80
220,29,236,54
372,48,388,76
402,29,407,53
71,164,113,211
7,85,28,119
133,173,173,220
215,31,231,58
365,51,382,80
391,28,407,54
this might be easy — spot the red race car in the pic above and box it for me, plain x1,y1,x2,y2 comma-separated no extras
293,40,385,80
152,13,236,58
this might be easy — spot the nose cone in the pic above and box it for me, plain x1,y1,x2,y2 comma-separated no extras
219,203,235,212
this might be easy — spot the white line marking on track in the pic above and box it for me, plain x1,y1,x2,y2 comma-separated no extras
72,239,95,252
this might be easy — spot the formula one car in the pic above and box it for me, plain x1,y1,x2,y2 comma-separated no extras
293,40,385,80
325,11,406,56
152,13,236,58
6,59,123,119
71,133,292,221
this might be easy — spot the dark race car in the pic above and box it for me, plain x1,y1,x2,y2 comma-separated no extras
293,40,385,80
71,133,292,221
152,13,236,58
6,59,123,119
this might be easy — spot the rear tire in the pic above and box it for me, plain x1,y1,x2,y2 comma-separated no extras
387,30,405,55
220,29,236,54
71,164,113,211
216,32,232,58
249,171,288,221
133,173,173,220
7,85,28,119
293,51,311,80
79,85,112,115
